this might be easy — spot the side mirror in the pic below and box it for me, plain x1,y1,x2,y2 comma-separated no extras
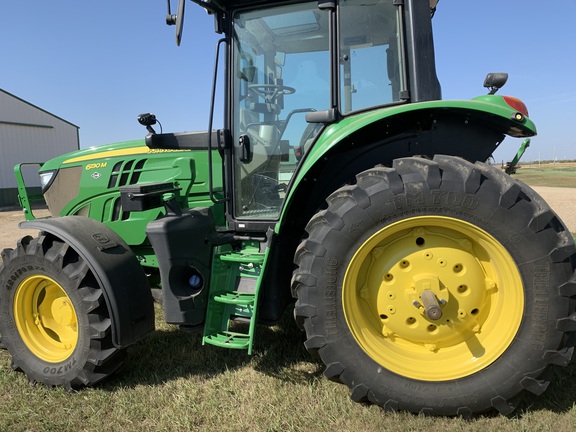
483,72,508,95
166,0,186,46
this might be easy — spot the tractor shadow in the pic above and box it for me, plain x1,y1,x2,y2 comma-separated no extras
513,360,576,416
99,305,576,418
101,305,323,391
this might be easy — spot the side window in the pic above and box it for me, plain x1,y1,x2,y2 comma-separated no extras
339,0,402,113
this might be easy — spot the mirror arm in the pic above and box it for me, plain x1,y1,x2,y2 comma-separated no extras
166,0,176,25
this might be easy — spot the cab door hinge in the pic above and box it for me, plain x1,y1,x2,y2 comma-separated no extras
217,129,231,152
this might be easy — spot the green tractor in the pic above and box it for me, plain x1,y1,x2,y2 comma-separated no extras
1,0,575,416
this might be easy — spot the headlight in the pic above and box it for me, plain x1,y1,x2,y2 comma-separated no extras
39,170,57,192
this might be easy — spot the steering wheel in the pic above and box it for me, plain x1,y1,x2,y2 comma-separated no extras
248,84,296,103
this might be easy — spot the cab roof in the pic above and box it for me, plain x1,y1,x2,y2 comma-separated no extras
192,0,276,14
193,0,439,15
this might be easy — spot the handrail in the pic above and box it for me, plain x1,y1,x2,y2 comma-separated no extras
13,162,46,221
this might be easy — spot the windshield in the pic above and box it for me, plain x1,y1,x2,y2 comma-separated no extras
232,2,330,219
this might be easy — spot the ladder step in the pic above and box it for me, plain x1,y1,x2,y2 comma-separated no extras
220,251,265,264
203,331,251,350
213,291,256,305
203,244,270,355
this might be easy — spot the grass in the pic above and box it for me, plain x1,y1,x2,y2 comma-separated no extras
2,170,576,431
3,306,576,431
512,165,576,188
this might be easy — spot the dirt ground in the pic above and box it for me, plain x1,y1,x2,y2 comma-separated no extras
0,207,51,252
0,186,575,253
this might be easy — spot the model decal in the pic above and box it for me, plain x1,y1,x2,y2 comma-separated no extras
86,162,107,171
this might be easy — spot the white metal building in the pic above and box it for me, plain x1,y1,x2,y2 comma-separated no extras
0,88,79,207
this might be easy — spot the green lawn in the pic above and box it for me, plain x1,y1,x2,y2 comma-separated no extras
2,303,576,431
512,165,576,188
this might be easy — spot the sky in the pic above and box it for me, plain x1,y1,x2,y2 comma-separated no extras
1,0,575,163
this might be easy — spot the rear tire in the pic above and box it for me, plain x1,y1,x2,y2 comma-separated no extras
0,234,125,390
292,155,576,416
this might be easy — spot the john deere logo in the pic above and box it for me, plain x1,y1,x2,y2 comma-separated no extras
92,233,110,244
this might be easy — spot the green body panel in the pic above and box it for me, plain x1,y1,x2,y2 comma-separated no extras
277,96,537,229
18,139,224,263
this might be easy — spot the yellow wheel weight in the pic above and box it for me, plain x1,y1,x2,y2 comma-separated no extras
13,275,79,363
343,216,523,381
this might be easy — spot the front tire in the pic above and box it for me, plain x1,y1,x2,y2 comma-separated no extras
292,155,576,416
0,234,125,390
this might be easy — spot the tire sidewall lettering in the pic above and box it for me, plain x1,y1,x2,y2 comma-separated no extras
323,257,340,334
380,190,489,233
392,191,480,211
42,357,79,376
4,265,45,290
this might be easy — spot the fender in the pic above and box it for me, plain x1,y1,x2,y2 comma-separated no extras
299,97,535,189
279,96,537,227
20,216,155,348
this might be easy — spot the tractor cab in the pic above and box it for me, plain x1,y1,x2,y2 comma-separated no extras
230,1,403,220
174,0,441,229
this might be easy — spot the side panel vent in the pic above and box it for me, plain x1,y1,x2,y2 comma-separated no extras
107,159,147,189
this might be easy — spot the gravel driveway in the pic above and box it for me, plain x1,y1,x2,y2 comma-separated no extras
1,186,575,253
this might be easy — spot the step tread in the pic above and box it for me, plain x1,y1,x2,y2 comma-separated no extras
203,331,251,350
219,251,265,264
213,291,256,305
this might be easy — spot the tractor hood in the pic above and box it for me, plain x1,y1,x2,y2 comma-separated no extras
40,139,149,173
37,137,196,221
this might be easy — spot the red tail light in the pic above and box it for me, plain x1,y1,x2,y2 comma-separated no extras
502,96,529,116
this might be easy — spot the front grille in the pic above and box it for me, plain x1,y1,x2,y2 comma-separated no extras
43,166,83,216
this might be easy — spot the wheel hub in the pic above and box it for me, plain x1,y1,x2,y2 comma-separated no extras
344,216,523,381
13,275,79,363
51,298,76,327
371,234,493,348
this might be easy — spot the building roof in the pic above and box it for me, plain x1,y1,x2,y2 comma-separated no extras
0,88,79,129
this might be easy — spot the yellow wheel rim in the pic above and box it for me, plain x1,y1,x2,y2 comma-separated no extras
13,275,79,363
343,216,523,381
